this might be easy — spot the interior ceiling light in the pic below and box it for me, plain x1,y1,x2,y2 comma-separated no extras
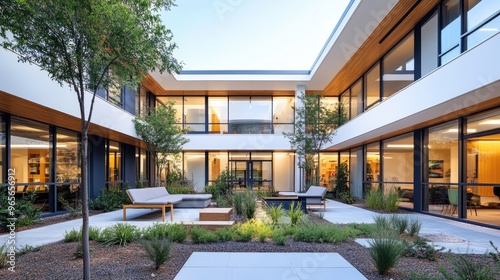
446,128,477,133
479,119,500,125
386,144,414,148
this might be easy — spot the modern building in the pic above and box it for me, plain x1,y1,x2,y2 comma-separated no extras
1,0,500,228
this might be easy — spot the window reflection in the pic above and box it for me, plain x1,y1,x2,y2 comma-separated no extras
383,32,414,99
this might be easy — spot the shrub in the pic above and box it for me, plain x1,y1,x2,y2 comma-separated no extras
267,203,284,225
64,228,81,242
141,238,172,270
369,234,406,275
234,227,253,242
166,223,188,243
233,192,244,216
338,191,356,204
404,237,444,261
391,214,409,235
90,188,131,212
408,218,422,236
215,227,234,242
205,171,232,201
243,191,257,220
0,243,8,268
98,223,138,246
0,190,42,229
190,226,218,244
287,201,303,226
439,252,496,280
272,228,287,246
365,188,385,210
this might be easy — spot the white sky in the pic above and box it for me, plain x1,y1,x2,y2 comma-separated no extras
161,0,352,71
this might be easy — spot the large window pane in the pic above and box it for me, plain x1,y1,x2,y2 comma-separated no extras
428,121,459,184
229,96,272,134
209,152,228,182
209,97,228,134
365,142,380,193
157,96,183,124
319,153,338,190
184,152,206,192
365,63,380,109
273,152,294,192
466,0,500,31
56,129,81,210
273,97,294,134
466,15,500,49
351,79,362,119
383,32,414,99
184,97,205,132
467,108,500,134
421,13,439,76
340,90,350,120
383,133,414,208
136,148,149,187
11,118,51,210
441,0,461,54
107,140,121,188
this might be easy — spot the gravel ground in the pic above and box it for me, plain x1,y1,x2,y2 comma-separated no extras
1,238,498,280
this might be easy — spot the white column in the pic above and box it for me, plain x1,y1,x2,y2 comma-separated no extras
294,85,306,192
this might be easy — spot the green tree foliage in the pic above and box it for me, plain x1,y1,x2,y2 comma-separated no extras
284,92,347,189
0,1,182,278
133,102,189,187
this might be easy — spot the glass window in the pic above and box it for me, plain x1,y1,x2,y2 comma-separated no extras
440,46,461,64
366,142,380,184
382,133,414,197
136,148,149,187
229,96,272,134
467,108,500,134
441,0,461,54
184,152,206,192
10,117,51,208
209,152,228,182
107,84,122,107
208,97,228,134
135,86,148,117
427,121,459,184
383,32,415,99
56,129,81,210
466,0,500,31
319,153,338,190
351,79,362,119
107,140,121,188
466,15,500,49
273,97,294,134
184,97,205,132
273,152,294,192
157,96,183,124
365,63,380,109
421,13,439,76
340,90,350,120
466,134,500,226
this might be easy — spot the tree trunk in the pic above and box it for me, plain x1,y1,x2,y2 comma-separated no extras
81,130,90,279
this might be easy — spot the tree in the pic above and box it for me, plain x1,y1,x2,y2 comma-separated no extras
284,92,347,191
133,102,189,187
0,1,182,279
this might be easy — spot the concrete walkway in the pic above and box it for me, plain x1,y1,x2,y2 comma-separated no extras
1,199,500,279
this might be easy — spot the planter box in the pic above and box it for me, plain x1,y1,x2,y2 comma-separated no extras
262,196,307,213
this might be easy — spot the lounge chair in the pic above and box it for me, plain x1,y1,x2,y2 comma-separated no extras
278,185,328,211
123,187,213,221
124,187,182,221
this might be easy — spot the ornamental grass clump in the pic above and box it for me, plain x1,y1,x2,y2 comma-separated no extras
98,223,138,246
369,232,406,275
266,203,284,225
287,201,303,226
233,192,244,215
243,191,257,220
141,238,172,270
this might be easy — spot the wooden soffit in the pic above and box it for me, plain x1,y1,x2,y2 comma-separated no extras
322,0,439,96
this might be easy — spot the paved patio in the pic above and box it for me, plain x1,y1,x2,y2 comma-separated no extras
1,199,500,279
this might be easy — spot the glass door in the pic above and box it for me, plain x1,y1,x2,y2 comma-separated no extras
229,160,272,191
